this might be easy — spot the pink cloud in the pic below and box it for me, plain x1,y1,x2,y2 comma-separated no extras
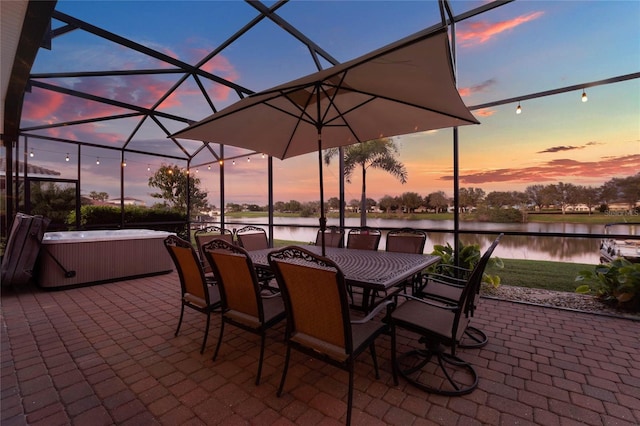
458,11,544,47
440,154,640,184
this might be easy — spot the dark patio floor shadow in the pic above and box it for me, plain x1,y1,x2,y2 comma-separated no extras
2,272,639,425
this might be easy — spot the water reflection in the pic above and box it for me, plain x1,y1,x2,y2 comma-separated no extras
223,218,637,264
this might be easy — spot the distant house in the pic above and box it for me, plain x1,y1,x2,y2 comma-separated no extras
106,197,146,206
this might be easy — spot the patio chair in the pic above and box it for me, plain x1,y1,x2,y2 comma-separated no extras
314,226,345,248
194,225,234,273
202,239,286,385
164,235,221,354
384,227,428,296
390,234,503,396
346,227,381,251
268,245,391,426
416,234,503,348
235,225,276,290
345,227,382,308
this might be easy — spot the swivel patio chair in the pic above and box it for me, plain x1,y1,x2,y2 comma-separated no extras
390,234,503,396
202,239,286,385
346,227,381,251
417,234,503,348
164,235,221,354
268,246,391,426
194,225,234,273
235,225,276,290
314,226,345,248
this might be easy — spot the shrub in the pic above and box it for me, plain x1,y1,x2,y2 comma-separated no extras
66,205,187,235
576,258,640,312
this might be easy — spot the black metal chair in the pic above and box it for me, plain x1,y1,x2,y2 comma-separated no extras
315,226,345,248
417,234,503,349
164,235,221,354
268,246,391,426
235,225,276,290
203,239,286,385
390,235,503,396
346,227,381,251
194,225,234,274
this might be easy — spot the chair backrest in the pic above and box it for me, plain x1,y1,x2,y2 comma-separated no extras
346,227,381,251
268,246,352,359
164,235,210,304
236,225,269,251
202,239,263,322
461,234,503,317
385,228,427,254
315,226,345,248
195,226,235,269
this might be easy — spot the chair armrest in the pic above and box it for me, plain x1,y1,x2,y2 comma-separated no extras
260,292,281,299
351,300,394,324
394,293,460,312
423,273,465,287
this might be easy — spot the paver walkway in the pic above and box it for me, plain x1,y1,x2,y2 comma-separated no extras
2,272,639,425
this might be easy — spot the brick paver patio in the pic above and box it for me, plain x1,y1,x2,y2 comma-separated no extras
2,272,639,425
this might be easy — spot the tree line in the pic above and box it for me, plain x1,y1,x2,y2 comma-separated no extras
226,173,640,215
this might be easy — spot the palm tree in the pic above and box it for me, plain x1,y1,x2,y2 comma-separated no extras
324,138,407,226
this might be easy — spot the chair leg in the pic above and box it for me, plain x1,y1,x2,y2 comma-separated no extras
277,345,291,397
175,304,185,337
255,332,266,386
391,325,399,386
458,326,488,349
201,311,211,354
213,320,225,361
346,365,354,426
369,343,380,380
395,342,478,396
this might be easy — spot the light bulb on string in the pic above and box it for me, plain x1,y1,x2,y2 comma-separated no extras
29,150,34,158
207,165,211,170
516,102,522,115
247,157,250,163
261,153,265,159
96,157,100,165
232,160,235,165
581,89,588,103
147,164,151,171
65,153,70,162
122,159,127,167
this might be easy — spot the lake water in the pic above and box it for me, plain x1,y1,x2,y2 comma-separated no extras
220,217,639,265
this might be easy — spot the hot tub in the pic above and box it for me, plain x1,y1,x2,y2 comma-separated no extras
37,229,175,289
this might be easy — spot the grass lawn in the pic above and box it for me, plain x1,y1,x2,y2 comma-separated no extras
486,258,594,293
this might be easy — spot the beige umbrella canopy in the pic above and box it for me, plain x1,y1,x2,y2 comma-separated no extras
172,26,479,253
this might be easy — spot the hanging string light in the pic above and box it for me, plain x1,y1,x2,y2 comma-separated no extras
96,157,100,165
147,164,151,171
581,89,588,102
232,160,235,165
516,102,522,114
122,159,127,167
65,153,70,162
261,153,265,159
29,150,34,158
247,157,251,163
207,165,211,170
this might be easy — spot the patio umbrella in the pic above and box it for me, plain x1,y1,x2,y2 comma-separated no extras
171,26,479,254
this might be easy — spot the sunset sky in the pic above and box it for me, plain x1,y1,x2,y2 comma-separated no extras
19,0,640,207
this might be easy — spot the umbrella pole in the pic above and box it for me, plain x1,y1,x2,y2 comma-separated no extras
318,130,326,256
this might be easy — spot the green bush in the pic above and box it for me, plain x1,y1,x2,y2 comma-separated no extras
67,205,187,235
576,258,640,312
474,207,524,223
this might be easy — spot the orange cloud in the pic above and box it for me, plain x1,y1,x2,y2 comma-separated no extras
474,108,496,117
457,11,544,47
440,154,640,184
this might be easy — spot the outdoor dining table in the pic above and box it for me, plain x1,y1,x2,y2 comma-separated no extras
248,245,441,313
